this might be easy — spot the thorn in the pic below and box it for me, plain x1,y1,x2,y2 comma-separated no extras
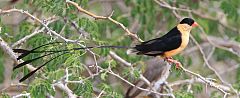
108,10,114,18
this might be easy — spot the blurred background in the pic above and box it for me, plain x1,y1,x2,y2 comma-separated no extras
0,0,239,98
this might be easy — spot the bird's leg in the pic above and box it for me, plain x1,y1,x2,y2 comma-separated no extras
164,57,182,69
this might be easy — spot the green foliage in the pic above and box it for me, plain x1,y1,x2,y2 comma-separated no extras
0,49,4,83
210,91,222,98
77,18,99,40
49,21,65,33
26,34,50,48
127,0,157,39
100,71,108,81
192,18,220,43
0,93,10,98
0,22,12,42
234,34,240,42
29,78,55,98
220,0,239,20
192,84,203,93
171,55,185,76
100,59,117,69
46,69,65,81
24,0,88,17
133,68,141,79
14,22,34,42
122,67,141,82
30,0,65,15
175,91,194,98
98,83,123,98
70,79,93,97
233,82,240,92
214,48,240,62
111,7,129,27
173,55,185,63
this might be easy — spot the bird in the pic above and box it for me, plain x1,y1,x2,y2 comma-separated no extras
127,17,198,68
127,18,198,57
13,18,198,82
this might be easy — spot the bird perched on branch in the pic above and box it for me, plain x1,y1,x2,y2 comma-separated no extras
127,18,198,67
13,18,198,82
125,17,198,98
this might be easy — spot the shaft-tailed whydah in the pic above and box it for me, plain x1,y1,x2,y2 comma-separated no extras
13,18,198,82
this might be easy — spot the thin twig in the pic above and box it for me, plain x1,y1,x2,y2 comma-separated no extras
66,0,142,42
0,8,75,42
11,16,58,48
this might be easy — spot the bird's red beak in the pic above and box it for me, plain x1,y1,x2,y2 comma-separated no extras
192,22,198,27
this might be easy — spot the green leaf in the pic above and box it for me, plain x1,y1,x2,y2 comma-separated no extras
49,21,65,33
100,72,108,81
175,91,194,98
98,83,123,98
70,79,93,98
100,60,110,69
14,22,34,42
0,25,12,42
46,69,65,81
78,18,99,40
233,82,240,91
220,1,239,20
192,84,203,93
133,69,140,79
29,79,55,98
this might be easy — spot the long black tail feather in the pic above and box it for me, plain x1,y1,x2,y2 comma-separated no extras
13,42,131,82
14,45,130,60
13,42,65,60
19,52,69,82
14,46,130,69
13,52,57,70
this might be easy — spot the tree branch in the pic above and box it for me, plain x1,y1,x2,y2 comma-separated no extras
65,0,142,42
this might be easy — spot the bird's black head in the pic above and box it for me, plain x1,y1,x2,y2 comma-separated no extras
180,18,195,26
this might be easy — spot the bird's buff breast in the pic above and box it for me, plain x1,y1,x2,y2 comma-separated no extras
163,25,191,57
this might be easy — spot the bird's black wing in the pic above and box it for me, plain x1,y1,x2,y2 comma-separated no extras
135,27,182,56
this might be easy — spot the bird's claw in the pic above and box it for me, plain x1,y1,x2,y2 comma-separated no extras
175,62,181,69
164,57,182,69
